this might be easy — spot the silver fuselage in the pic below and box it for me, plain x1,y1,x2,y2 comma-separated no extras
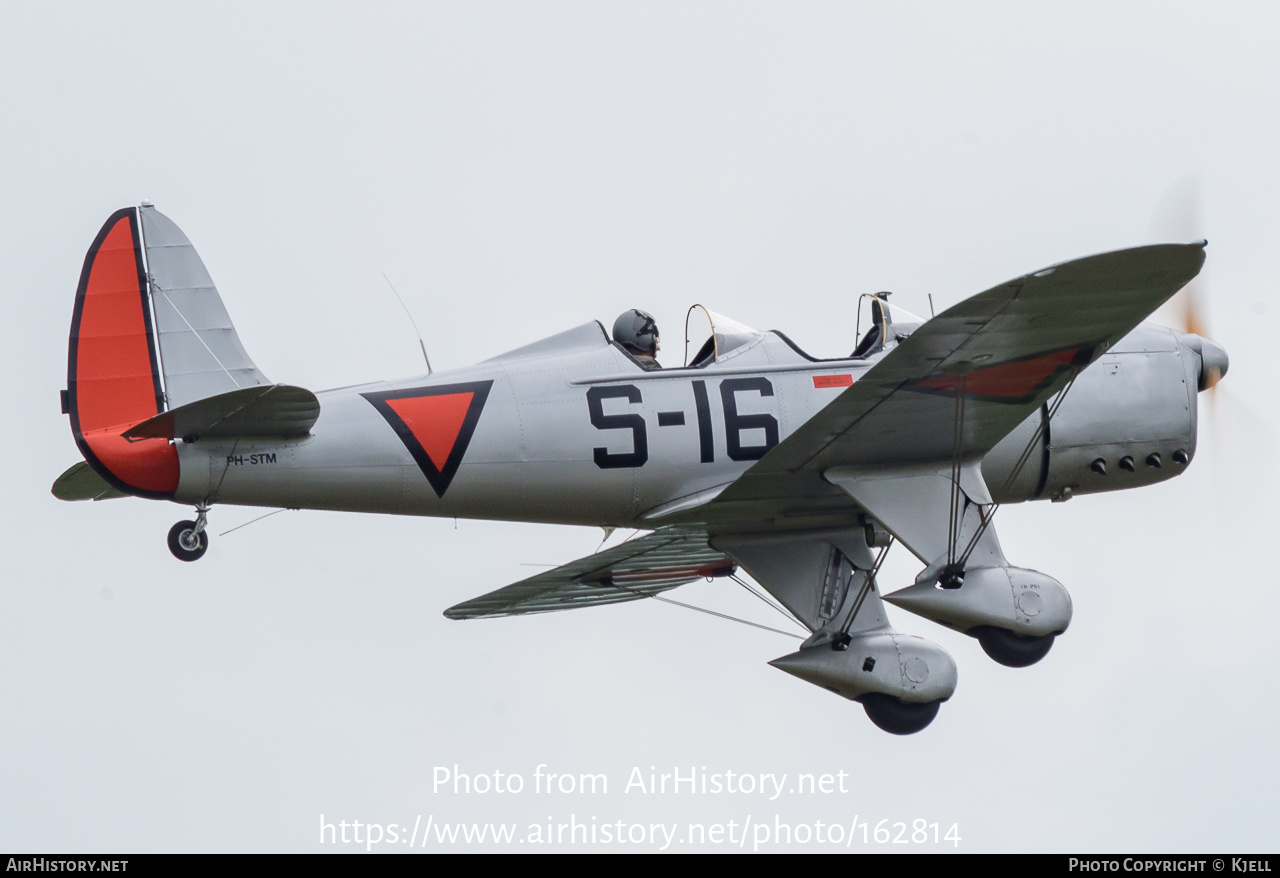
173,320,1199,527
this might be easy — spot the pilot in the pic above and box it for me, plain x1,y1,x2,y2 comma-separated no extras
613,309,661,369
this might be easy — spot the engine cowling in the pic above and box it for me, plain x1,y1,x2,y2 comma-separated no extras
983,323,1204,503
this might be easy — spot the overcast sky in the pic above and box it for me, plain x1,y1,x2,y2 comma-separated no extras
2,2,1277,853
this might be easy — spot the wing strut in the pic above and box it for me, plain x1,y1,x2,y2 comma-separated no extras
833,539,893,648
942,374,969,587
945,368,1084,584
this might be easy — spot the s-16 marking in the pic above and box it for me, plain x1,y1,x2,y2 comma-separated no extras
587,378,781,468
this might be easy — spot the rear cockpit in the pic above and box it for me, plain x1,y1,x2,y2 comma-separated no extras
677,296,926,367
850,293,924,358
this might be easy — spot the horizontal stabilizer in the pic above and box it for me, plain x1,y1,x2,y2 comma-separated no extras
52,461,128,501
445,527,734,619
121,384,319,442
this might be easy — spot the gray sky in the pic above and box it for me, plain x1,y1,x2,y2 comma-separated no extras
2,2,1277,852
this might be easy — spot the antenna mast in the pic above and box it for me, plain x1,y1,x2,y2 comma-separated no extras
383,274,433,374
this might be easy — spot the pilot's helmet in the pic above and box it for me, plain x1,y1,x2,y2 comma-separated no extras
613,309,659,355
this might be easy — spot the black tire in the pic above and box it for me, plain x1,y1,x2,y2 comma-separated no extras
167,520,208,562
973,626,1055,668
860,693,941,735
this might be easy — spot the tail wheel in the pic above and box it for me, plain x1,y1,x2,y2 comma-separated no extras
167,520,208,562
860,693,941,735
973,626,1055,667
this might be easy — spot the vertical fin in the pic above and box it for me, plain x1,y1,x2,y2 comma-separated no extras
138,205,270,408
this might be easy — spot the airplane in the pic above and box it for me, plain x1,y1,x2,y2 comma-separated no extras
53,204,1228,734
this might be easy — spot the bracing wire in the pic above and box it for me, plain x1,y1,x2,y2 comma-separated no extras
729,573,810,632
157,288,244,389
219,507,291,537
602,580,803,639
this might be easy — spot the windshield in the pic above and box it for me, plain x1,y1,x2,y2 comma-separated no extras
852,294,926,358
683,305,764,366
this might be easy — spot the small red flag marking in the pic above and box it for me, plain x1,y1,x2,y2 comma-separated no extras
813,374,853,388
